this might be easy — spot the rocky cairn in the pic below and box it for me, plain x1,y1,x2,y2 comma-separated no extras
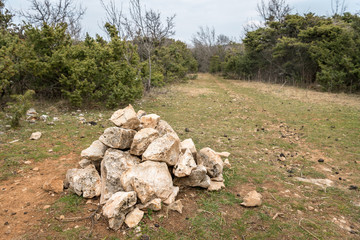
64,104,231,230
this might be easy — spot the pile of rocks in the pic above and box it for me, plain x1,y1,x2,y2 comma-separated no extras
64,105,231,230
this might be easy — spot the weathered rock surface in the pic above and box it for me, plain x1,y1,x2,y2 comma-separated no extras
173,148,197,177
180,138,197,159
215,152,231,158
241,190,262,207
99,127,136,149
110,104,140,129
140,114,160,129
102,191,137,230
130,128,159,156
211,174,224,182
156,120,179,139
131,177,155,204
100,149,140,204
125,208,144,228
294,177,333,188
208,181,225,191
137,110,147,119
174,165,211,188
142,134,180,166
30,132,42,140
168,200,183,214
163,186,179,205
81,140,107,161
137,198,162,211
42,177,64,193
223,159,231,169
198,147,224,178
65,165,101,198
121,161,175,201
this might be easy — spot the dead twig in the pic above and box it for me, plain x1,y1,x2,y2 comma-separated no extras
56,205,101,223
269,192,280,204
299,218,320,240
272,212,284,220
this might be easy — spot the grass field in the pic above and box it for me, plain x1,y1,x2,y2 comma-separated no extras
1,73,359,239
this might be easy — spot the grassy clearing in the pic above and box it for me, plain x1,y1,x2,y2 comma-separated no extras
1,73,359,239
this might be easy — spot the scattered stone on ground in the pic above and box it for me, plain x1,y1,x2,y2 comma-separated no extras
63,106,231,230
241,190,263,207
42,177,64,193
294,177,334,188
29,132,42,140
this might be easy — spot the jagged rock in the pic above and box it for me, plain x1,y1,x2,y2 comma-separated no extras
137,110,146,119
110,104,140,129
241,190,262,207
140,114,160,129
180,138,197,159
156,120,180,140
215,152,231,158
142,134,180,166
168,200,183,214
223,159,231,168
294,177,333,188
198,147,224,178
211,174,224,182
102,191,137,230
40,115,49,122
130,128,159,156
173,148,197,177
163,186,179,205
174,165,211,188
125,208,144,228
99,127,136,149
65,165,101,198
137,198,162,211
79,159,92,168
26,108,37,117
121,161,175,201
42,177,64,193
208,181,225,191
100,149,140,204
131,177,155,204
29,132,42,140
81,140,107,161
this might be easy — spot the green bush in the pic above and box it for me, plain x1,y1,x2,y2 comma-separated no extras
6,90,35,127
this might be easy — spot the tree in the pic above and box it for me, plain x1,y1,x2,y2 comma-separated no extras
101,0,176,91
257,0,292,23
331,0,346,16
0,0,13,30
20,0,86,39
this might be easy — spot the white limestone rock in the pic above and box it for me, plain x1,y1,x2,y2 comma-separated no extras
168,200,183,214
121,161,176,201
137,110,147,119
125,208,144,228
241,190,262,207
140,114,160,129
102,191,137,230
173,165,211,188
142,134,180,166
137,198,162,211
131,177,156,204
180,138,197,159
156,120,180,140
65,165,101,198
110,104,140,129
30,132,42,140
99,127,136,149
100,149,140,204
198,147,224,178
130,128,159,156
208,181,225,191
173,148,197,177
81,140,107,161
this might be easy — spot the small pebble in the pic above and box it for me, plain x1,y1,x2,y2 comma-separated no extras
4,222,9,225
11,212,16,216
24,212,28,215
185,128,190,132
154,223,160,228
318,158,325,163
33,167,39,171
43,205,51,210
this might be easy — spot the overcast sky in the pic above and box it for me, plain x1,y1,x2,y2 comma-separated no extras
6,0,360,43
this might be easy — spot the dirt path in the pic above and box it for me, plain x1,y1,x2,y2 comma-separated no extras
0,153,78,239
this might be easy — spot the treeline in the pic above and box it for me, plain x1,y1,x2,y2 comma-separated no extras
195,0,360,92
0,0,197,108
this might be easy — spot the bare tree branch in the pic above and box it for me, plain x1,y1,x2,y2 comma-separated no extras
257,0,292,23
19,0,86,39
